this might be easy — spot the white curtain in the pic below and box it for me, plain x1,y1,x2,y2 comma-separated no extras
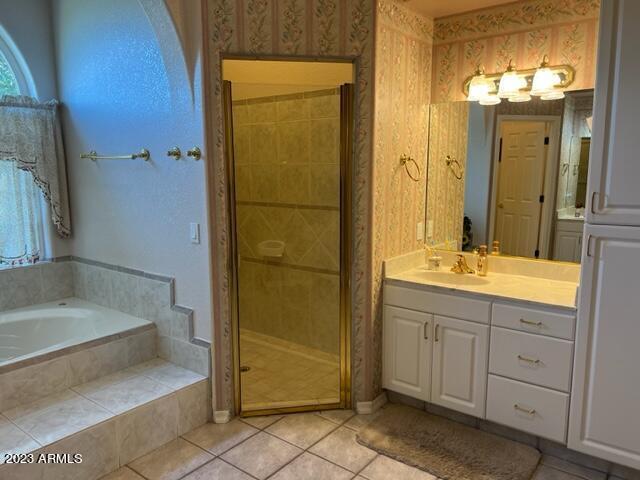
0,95,71,239
0,161,43,265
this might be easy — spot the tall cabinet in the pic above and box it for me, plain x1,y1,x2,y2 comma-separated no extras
568,0,640,470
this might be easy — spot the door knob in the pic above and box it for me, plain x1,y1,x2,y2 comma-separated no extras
187,146,202,161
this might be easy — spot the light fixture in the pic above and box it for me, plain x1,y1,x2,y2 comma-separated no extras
467,67,490,102
463,57,574,105
498,60,526,99
531,55,555,96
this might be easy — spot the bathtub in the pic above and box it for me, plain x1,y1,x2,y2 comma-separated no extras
0,297,152,370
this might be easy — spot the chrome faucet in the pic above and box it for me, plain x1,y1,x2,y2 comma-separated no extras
451,254,475,274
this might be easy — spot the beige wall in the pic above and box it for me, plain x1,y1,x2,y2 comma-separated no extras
431,0,600,103
371,0,434,395
233,90,341,354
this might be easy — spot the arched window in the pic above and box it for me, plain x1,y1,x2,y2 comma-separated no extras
0,34,44,267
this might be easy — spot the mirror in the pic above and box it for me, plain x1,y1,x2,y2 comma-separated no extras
425,90,593,263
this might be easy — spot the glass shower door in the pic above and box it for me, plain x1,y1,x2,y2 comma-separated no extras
225,73,352,414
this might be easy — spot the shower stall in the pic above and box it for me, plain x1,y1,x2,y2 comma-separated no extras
222,59,354,415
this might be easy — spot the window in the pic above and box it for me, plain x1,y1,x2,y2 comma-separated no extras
0,39,44,267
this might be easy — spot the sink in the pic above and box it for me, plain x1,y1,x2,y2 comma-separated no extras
413,269,490,286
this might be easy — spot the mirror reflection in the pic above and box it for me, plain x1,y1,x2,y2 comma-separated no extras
425,90,593,263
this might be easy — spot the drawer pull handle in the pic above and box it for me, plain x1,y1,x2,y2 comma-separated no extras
514,404,536,415
424,322,429,340
519,318,543,327
517,354,541,364
435,324,440,342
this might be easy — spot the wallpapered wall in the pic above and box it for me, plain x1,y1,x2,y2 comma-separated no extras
431,0,601,103
371,0,434,397
426,102,469,249
204,0,375,411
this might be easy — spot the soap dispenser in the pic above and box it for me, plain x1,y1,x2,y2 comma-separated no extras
477,245,489,277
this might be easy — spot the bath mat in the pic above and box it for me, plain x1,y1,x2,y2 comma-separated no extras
356,404,540,480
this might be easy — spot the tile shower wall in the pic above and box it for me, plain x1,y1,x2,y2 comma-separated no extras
426,102,470,250
234,90,341,355
432,0,600,103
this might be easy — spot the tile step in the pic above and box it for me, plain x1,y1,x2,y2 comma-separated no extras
0,359,210,480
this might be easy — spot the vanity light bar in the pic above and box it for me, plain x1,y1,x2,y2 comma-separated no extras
462,61,575,101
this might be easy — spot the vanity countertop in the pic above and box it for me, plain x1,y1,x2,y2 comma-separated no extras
385,265,578,311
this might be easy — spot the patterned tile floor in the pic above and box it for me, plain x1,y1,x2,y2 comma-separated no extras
102,408,613,480
239,331,340,411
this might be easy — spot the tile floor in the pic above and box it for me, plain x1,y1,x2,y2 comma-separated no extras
101,409,611,480
239,330,340,411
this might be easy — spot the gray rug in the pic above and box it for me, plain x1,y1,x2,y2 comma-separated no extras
357,404,540,480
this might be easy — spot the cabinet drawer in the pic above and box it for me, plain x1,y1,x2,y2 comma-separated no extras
489,327,574,392
384,284,490,324
487,375,569,443
492,303,576,340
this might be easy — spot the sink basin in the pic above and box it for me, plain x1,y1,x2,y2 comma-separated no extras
413,269,490,286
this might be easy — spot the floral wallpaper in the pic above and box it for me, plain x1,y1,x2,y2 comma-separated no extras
204,0,375,412
371,0,433,396
425,102,469,250
432,0,600,102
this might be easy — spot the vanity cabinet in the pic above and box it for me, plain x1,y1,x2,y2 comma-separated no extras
383,306,432,401
569,225,640,468
553,220,583,263
431,315,488,417
586,0,640,226
383,283,576,443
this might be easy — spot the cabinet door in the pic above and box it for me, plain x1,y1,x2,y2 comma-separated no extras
431,315,488,417
383,306,432,401
569,225,640,469
554,231,582,262
587,0,640,226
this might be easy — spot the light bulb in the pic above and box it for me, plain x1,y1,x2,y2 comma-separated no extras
467,73,490,102
479,94,501,105
498,61,526,99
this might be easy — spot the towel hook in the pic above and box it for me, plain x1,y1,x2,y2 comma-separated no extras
400,154,421,182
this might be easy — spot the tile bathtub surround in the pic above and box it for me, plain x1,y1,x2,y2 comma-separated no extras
0,359,209,479
70,257,210,377
0,261,73,311
0,328,156,412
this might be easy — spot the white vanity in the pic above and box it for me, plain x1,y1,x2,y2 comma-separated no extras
382,251,579,444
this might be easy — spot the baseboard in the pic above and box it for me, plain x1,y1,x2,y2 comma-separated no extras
356,392,388,414
213,410,231,424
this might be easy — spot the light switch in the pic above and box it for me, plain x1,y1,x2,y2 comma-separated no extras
417,222,424,241
190,223,200,244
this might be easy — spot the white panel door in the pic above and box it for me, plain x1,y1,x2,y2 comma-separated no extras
569,225,640,469
586,0,640,226
383,306,432,401
495,121,547,257
431,315,489,417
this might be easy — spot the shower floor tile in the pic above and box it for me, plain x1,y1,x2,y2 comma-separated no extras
239,331,341,411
